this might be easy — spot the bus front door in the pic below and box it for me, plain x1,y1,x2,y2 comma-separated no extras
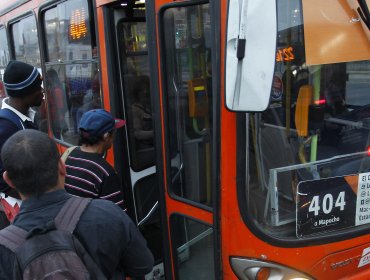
149,1,221,279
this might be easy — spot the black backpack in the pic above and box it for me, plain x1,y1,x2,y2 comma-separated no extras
0,196,107,280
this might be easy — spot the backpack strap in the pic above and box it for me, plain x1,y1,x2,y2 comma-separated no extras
54,196,91,233
55,197,107,280
0,109,24,130
0,225,27,252
0,197,91,250
60,146,77,162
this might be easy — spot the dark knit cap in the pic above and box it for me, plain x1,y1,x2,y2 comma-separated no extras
3,60,43,97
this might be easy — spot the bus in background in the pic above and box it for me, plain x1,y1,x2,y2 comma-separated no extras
1,0,370,279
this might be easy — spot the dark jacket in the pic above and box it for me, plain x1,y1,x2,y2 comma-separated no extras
0,190,154,279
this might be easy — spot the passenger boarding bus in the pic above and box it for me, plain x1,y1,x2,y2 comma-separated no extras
1,0,370,279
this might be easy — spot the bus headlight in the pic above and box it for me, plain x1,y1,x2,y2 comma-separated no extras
230,257,314,280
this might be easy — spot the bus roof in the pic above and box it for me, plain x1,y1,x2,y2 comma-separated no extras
0,0,30,17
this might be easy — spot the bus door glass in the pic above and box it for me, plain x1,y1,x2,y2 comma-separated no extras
245,0,370,242
9,15,47,133
0,27,9,102
41,0,100,143
112,3,163,278
159,1,217,279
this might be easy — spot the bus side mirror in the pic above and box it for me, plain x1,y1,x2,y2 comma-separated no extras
225,0,277,112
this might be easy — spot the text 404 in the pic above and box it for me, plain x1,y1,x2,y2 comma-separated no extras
308,192,346,216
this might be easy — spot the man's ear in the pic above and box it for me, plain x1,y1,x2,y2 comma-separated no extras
3,171,16,189
103,132,110,140
58,158,66,176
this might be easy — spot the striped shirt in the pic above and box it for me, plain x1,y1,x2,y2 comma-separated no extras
64,147,126,210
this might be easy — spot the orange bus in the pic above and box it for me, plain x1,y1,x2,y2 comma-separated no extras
1,0,370,279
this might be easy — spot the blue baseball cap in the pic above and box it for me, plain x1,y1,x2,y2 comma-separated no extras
78,109,125,137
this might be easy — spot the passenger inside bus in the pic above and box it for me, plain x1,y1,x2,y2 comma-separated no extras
76,74,101,125
45,69,68,138
125,75,155,171
131,75,153,149
67,76,89,134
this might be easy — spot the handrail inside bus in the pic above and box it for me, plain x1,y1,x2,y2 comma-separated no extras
138,201,159,227
177,228,213,254
269,150,367,174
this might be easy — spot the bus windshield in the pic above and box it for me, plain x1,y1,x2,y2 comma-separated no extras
247,0,370,240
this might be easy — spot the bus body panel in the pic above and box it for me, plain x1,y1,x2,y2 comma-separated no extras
1,0,370,279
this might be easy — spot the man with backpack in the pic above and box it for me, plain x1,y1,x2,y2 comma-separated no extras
0,60,44,227
0,129,154,279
